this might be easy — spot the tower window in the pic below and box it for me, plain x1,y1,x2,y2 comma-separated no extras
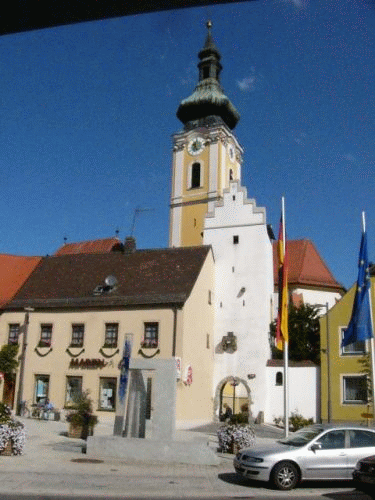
191,162,201,189
229,169,234,181
276,372,283,386
233,235,239,244
203,67,210,79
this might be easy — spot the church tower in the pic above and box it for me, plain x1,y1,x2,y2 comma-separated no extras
169,22,242,247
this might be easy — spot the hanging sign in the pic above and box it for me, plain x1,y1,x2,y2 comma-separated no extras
184,364,193,386
175,357,182,380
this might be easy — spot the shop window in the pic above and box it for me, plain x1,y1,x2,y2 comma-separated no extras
341,327,366,355
34,374,49,404
276,372,283,386
104,323,118,348
343,375,368,404
141,322,159,349
39,324,52,347
99,378,117,410
65,376,82,406
8,324,20,345
71,324,84,347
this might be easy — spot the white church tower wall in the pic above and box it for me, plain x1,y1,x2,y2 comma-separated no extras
204,181,274,421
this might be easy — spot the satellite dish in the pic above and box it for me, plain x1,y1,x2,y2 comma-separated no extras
105,275,118,288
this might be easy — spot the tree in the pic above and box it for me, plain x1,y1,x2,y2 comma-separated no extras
269,303,321,364
0,344,19,376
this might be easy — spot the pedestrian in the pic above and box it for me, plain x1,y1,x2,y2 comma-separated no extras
220,403,233,422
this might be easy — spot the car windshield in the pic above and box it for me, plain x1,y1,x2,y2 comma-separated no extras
278,426,324,447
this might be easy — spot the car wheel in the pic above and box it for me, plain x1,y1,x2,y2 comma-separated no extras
271,461,299,490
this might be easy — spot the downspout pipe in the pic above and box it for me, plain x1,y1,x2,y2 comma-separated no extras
172,306,178,357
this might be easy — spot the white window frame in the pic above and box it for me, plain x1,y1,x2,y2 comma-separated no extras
340,326,367,355
342,374,368,404
104,323,119,348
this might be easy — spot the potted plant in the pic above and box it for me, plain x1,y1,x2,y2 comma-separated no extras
66,390,98,439
0,402,26,456
217,407,255,454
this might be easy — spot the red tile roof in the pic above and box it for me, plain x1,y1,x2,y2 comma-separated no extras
0,254,41,307
273,239,344,291
6,246,212,310
54,238,123,256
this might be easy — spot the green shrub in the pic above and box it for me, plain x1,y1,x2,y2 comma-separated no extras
290,411,313,431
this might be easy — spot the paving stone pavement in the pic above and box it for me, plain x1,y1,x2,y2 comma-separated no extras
0,417,353,498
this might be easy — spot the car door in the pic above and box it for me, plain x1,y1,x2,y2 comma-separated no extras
346,429,375,472
300,429,348,480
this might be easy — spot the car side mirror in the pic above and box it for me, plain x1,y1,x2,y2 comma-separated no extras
309,442,322,452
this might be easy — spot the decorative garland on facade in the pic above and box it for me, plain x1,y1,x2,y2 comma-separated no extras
34,347,53,357
99,347,119,358
138,348,160,359
66,348,85,358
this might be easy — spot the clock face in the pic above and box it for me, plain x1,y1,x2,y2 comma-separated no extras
187,137,205,156
228,144,235,162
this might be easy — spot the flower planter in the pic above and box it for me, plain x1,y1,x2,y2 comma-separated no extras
68,422,94,439
0,440,12,456
217,423,255,454
230,441,241,455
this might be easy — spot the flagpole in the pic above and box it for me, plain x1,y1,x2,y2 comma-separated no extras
282,196,289,437
362,212,375,425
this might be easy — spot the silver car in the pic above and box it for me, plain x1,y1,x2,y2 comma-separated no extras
233,424,375,490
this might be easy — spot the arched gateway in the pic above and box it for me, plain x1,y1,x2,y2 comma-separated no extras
213,376,252,422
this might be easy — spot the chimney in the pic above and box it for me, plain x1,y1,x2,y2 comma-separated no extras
124,236,136,254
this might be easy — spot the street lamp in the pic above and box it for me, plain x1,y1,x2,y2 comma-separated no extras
317,303,331,423
15,307,34,415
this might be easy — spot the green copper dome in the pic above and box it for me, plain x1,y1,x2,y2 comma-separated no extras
177,21,240,130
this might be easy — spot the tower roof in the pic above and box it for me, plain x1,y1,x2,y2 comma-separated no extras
176,21,240,131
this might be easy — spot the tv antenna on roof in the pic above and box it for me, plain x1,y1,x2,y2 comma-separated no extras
130,206,154,236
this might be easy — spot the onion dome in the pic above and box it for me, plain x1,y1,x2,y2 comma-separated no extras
177,21,240,130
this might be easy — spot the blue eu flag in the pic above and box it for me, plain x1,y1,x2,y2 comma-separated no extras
342,231,373,347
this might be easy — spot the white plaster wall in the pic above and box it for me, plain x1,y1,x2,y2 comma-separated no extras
204,181,273,420
265,366,320,423
292,288,342,312
273,288,342,320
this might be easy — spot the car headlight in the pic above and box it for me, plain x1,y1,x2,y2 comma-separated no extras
242,455,264,463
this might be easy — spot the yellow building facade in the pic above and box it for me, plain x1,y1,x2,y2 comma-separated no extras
0,246,215,428
169,21,242,248
320,276,375,423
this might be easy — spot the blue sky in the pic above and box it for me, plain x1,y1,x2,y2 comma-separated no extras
1,0,374,289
